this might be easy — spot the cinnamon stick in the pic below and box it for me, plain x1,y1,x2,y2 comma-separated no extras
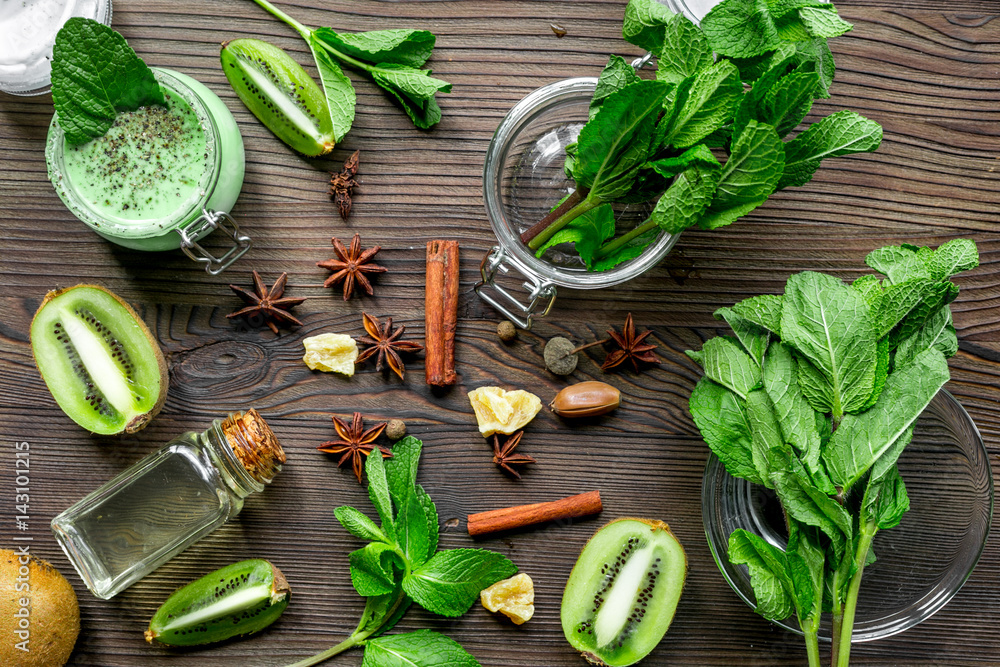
425,240,459,386
467,490,602,537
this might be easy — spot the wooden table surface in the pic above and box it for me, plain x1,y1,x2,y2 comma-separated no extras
3,0,1000,665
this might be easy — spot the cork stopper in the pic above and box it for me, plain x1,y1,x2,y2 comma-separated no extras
222,409,286,484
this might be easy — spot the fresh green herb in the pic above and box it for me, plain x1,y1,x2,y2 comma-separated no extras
51,18,165,145
522,0,882,273
686,240,978,667
247,0,450,135
288,437,516,667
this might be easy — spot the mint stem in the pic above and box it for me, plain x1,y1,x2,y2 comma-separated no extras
595,218,658,259
520,188,587,245
830,569,845,667
804,628,821,667
837,521,877,667
526,195,601,250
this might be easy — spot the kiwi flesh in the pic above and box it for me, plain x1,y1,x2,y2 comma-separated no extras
31,285,168,435
561,518,687,667
221,38,336,156
145,559,290,646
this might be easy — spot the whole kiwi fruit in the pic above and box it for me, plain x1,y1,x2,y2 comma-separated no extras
0,550,80,666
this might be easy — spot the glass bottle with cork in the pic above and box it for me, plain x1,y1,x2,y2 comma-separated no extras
51,409,285,599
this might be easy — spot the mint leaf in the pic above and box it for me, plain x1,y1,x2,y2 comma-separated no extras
400,493,431,568
728,529,793,620
928,238,979,280
824,349,950,489
370,63,451,130
366,445,396,542
702,0,781,59
686,336,761,399
795,38,835,97
862,464,909,530
762,69,819,137
591,229,659,273
785,519,825,626
574,81,668,197
591,55,641,120
362,630,481,667
716,306,770,366
335,505,388,543
762,341,822,470
779,271,877,417
315,28,436,68
870,278,951,338
308,35,357,143
414,484,440,556
746,388,784,485
732,294,784,334
385,435,422,515
779,110,882,189
852,274,883,305
622,0,676,52
403,549,517,617
714,121,785,207
769,450,853,557
798,6,853,39
690,378,762,484
865,245,929,284
51,17,165,145
661,60,743,149
356,585,411,638
657,13,713,85
858,336,889,413
895,306,957,368
649,165,721,234
350,542,401,597
535,203,615,269
647,144,721,179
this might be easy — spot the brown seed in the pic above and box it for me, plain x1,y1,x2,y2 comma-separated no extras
544,337,578,375
386,419,407,441
497,320,517,343
549,381,621,418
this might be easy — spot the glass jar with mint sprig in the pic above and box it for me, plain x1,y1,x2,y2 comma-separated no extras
476,0,882,328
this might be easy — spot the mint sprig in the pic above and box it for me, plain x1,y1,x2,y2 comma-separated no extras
686,240,978,667
248,0,450,133
288,436,515,667
51,18,165,145
523,0,883,273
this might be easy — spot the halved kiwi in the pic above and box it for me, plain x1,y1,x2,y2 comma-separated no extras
30,285,168,435
561,518,687,667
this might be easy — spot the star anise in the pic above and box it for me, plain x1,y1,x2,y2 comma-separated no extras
317,234,387,300
227,271,306,335
492,431,536,479
356,313,424,380
329,150,360,220
601,313,658,373
317,412,390,484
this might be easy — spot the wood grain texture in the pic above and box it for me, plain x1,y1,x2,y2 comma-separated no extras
2,0,1000,665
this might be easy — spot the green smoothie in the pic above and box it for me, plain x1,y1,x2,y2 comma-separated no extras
61,90,209,224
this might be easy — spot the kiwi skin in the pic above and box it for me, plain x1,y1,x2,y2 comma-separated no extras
31,285,169,435
562,517,688,667
0,550,80,667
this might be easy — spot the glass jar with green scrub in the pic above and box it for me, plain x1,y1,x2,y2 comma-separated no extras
45,67,251,274
51,409,285,600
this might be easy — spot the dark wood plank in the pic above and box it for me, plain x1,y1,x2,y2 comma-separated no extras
2,1,1000,666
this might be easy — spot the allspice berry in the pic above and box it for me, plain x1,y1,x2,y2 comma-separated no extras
497,320,518,343
544,337,578,375
386,419,407,441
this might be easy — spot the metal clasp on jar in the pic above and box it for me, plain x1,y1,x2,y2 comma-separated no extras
175,209,252,275
475,246,556,330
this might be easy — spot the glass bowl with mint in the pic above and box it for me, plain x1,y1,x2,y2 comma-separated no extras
688,240,991,666
477,0,882,327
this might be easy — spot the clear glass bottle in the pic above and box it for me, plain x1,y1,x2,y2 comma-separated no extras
51,409,285,599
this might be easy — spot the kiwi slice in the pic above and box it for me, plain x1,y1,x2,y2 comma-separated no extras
30,285,168,435
145,559,290,646
221,38,337,157
561,518,687,667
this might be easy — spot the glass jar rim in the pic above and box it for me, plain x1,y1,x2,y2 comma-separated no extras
482,76,679,290
45,67,222,240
